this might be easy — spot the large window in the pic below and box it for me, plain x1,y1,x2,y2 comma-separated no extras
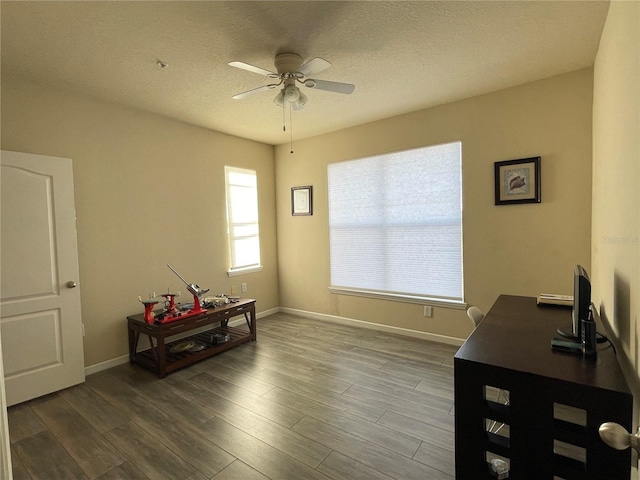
224,166,261,275
327,141,463,305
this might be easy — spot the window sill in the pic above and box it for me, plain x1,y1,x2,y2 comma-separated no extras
328,286,467,309
227,266,262,277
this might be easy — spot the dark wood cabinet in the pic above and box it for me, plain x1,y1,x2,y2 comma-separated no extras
127,299,256,378
454,295,632,479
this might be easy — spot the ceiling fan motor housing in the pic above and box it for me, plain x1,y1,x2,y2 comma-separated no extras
274,52,303,75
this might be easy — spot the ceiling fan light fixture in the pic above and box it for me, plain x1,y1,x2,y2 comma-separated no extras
273,90,285,107
296,90,308,108
284,84,300,102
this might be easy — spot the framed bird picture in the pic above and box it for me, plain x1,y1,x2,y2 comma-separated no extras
494,157,541,205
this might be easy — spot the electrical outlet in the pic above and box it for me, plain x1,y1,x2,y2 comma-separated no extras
423,306,433,317
231,285,237,295
241,283,247,293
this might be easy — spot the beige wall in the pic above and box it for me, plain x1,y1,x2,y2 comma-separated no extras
592,0,640,400
1,66,598,364
1,77,279,367
275,69,594,340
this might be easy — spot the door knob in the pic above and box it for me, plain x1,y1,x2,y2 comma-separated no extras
599,422,640,452
66,281,77,288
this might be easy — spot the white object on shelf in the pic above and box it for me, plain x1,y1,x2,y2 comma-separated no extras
537,293,573,306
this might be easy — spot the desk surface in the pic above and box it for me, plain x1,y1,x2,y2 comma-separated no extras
454,294,630,395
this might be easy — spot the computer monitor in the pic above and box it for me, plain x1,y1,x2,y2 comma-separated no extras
557,265,591,340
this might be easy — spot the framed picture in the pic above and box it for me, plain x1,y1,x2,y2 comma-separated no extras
291,185,313,216
494,157,541,205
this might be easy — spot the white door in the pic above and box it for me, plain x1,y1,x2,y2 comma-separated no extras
0,334,12,479
0,150,85,406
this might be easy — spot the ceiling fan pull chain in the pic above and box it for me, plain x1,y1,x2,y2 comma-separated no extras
289,103,294,154
282,99,286,132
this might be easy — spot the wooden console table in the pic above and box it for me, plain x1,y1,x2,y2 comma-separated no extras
454,295,632,480
127,298,256,378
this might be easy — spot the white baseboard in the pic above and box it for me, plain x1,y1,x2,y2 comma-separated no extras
258,306,280,318
279,307,466,347
84,306,464,376
84,354,130,376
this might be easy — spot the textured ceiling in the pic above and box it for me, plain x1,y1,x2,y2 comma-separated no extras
1,1,609,146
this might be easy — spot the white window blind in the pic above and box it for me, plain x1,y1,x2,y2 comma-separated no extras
224,166,261,274
327,141,463,303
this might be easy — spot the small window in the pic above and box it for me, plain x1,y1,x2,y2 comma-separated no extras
327,141,463,304
224,166,261,275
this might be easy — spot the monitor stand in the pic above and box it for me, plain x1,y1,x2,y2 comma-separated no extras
556,325,579,340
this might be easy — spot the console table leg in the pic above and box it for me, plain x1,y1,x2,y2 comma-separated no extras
247,307,256,341
128,330,139,363
146,335,158,364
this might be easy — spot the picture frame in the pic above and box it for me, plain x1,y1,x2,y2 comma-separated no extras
291,185,313,216
494,156,541,205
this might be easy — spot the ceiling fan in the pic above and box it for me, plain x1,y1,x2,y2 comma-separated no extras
229,53,355,109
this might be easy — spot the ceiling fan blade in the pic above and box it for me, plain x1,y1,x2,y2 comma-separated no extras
232,84,278,100
229,61,276,77
304,79,355,95
297,57,331,77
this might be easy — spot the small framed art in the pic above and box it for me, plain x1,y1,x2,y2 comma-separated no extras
291,185,313,216
494,157,541,205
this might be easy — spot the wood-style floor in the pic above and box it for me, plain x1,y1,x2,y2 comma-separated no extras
8,312,460,480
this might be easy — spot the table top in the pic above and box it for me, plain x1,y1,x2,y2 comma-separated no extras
454,295,630,394
127,298,255,326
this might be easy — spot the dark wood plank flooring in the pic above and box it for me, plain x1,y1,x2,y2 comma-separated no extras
8,312,459,480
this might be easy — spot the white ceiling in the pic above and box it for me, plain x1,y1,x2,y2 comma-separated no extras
1,1,609,146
